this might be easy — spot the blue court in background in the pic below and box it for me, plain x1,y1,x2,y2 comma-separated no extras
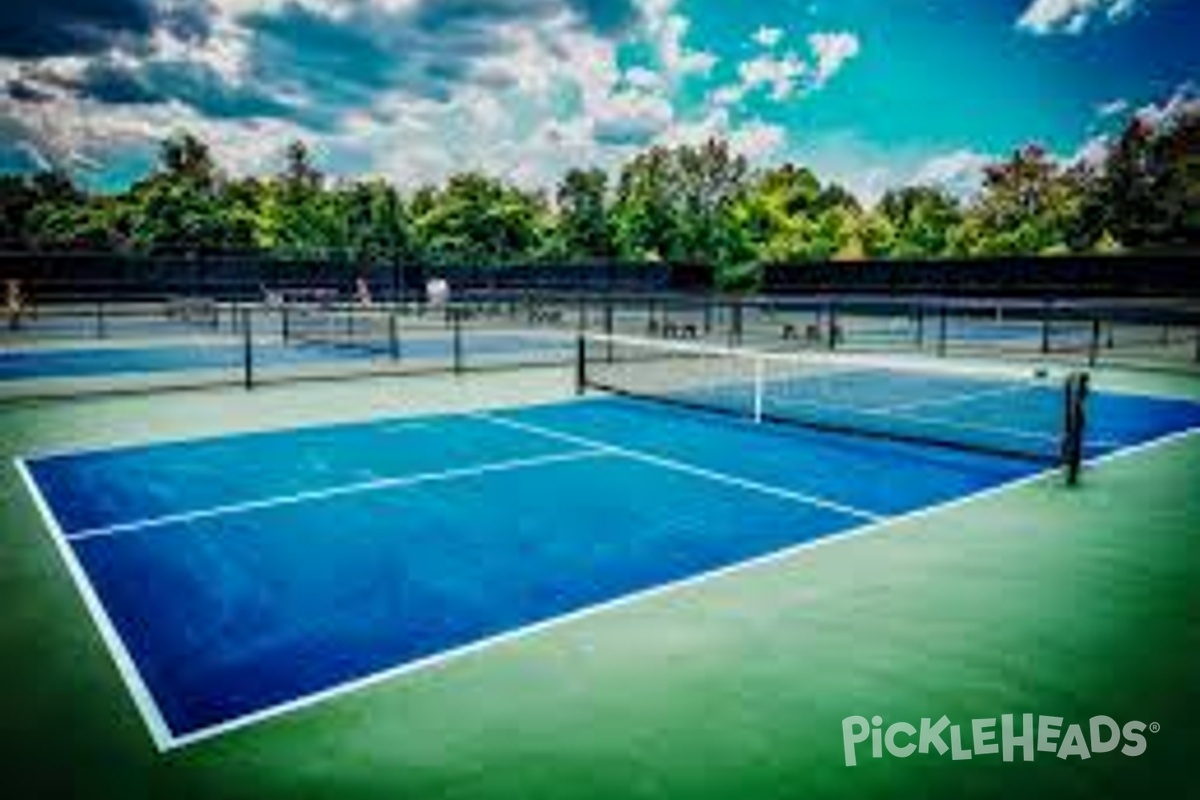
0,332,568,381
20,389,1200,747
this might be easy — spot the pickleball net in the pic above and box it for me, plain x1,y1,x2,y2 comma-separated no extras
576,333,1090,481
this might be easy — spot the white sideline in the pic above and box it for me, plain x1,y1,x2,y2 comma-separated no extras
473,411,884,523
65,448,609,542
13,458,175,751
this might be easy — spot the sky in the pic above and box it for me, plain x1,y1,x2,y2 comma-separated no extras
0,0,1196,202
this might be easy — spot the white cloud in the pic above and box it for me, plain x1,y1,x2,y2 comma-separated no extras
1070,134,1110,168
1134,82,1200,128
711,30,858,108
736,53,808,102
655,107,786,162
624,66,664,92
753,26,784,47
911,149,993,199
729,120,787,160
1016,0,1139,36
807,32,860,86
639,0,718,81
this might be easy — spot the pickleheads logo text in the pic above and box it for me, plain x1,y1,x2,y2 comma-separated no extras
842,714,1157,767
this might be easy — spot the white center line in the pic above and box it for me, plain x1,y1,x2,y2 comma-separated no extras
66,448,608,542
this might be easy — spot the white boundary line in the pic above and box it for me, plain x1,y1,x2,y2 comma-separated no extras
167,423,1200,750
65,449,607,542
473,412,882,523
13,457,175,751
13,411,1199,752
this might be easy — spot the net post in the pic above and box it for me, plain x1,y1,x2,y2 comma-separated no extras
575,334,586,396
729,299,743,347
827,298,838,351
452,310,463,374
281,303,290,342
915,301,925,348
752,356,765,424
96,300,107,339
1062,371,1089,486
242,306,254,390
388,311,400,361
937,303,947,357
1040,300,1051,355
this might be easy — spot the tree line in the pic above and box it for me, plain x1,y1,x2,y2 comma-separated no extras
0,106,1195,289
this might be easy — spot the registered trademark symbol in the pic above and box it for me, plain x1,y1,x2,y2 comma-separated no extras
1149,722,1160,733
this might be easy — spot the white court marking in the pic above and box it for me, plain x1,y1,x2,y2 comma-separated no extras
13,403,1197,752
64,448,610,542
473,412,883,523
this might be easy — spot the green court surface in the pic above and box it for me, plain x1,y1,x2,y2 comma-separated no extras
0,367,1196,799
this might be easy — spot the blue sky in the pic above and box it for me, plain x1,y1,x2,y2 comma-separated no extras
0,0,1196,201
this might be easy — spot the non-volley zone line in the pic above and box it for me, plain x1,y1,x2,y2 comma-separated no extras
64,449,610,542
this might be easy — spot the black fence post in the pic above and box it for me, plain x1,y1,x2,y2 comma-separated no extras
729,299,743,347
1089,317,1100,368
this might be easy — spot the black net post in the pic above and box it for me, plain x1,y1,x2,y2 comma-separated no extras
937,303,948,357
575,334,586,396
96,300,107,339
915,302,925,348
242,306,254,390
827,299,839,351
281,304,290,342
603,300,615,363
452,311,463,374
1063,372,1089,486
1040,301,1051,355
729,299,743,347
388,312,400,361
703,297,713,335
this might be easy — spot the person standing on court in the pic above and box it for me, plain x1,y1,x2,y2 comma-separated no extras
5,278,24,330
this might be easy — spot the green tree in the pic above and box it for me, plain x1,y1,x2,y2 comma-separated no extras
414,173,548,264
878,186,963,258
555,168,613,259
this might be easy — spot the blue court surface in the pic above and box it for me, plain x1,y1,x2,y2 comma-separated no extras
0,332,567,381
18,388,1200,749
